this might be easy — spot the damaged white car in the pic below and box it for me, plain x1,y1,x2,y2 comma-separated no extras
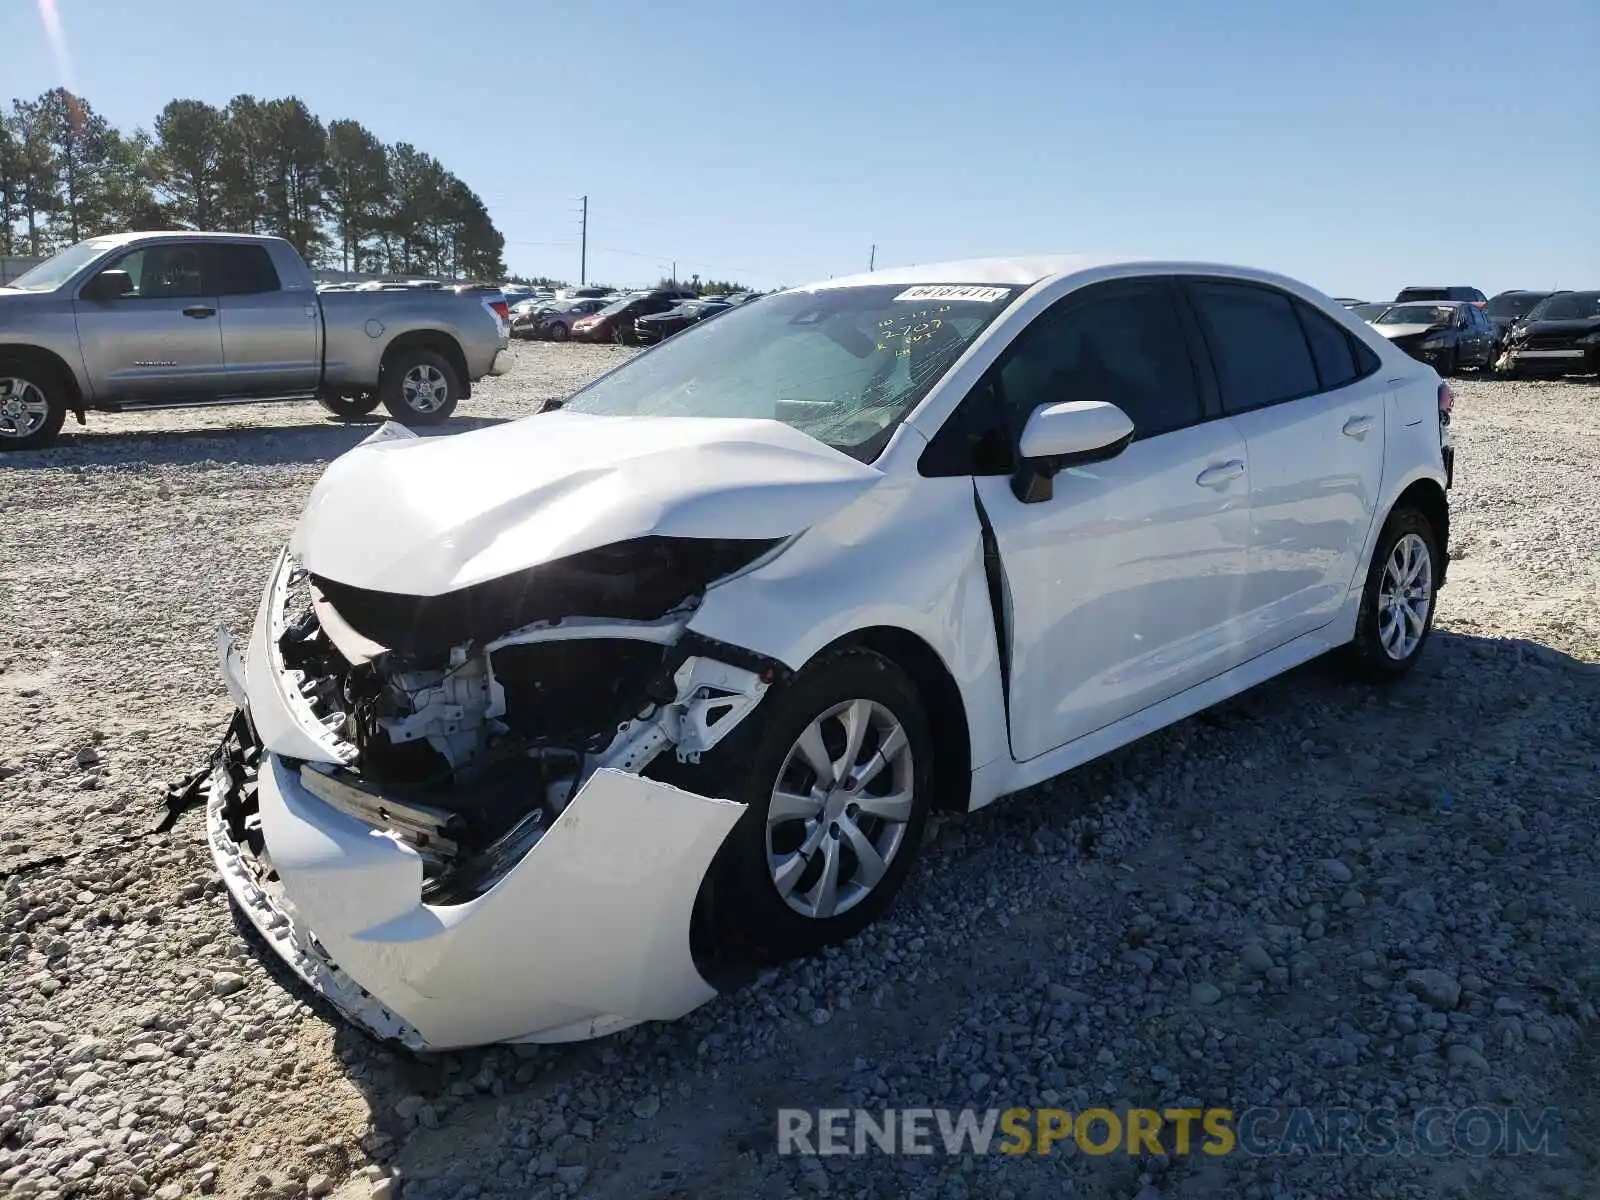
206,257,1453,1051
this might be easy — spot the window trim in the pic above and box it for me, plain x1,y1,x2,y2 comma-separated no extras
1176,276,1381,416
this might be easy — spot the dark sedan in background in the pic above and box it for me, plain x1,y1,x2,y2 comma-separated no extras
633,297,733,344
570,290,686,344
1484,289,1569,343
1498,290,1600,377
1371,301,1497,374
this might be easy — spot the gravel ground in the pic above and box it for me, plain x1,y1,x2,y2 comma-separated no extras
2,350,1596,1200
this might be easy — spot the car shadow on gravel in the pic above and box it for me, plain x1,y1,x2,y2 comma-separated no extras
0,415,511,470
209,626,1597,1199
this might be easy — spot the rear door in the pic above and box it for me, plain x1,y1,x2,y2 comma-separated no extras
209,243,321,395
1180,278,1388,653
73,241,226,401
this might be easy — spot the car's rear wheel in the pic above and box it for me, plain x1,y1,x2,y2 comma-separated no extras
546,322,569,343
317,390,381,420
0,362,67,452
380,350,460,425
1346,507,1440,680
658,647,934,964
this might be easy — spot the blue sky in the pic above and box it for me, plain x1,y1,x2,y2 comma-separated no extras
3,0,1595,294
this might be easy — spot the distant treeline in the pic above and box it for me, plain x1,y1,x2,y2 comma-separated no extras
0,89,506,280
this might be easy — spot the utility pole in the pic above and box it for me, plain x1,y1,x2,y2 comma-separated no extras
579,195,588,285
671,260,677,285
869,244,876,272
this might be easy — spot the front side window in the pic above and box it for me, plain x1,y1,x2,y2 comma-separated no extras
560,282,1021,461
104,244,206,300
995,281,1202,440
1184,279,1319,413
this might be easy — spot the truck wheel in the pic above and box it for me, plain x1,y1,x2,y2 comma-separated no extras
380,350,460,426
318,390,381,420
0,363,67,452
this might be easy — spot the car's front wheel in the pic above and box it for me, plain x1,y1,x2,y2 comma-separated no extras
380,349,461,425
0,362,67,451
1346,507,1440,679
546,322,569,342
662,647,934,964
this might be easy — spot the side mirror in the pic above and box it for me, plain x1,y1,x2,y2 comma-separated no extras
82,270,134,302
1012,400,1136,503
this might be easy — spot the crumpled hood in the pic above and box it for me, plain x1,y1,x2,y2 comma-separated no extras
1510,318,1600,341
1375,323,1441,340
292,412,885,596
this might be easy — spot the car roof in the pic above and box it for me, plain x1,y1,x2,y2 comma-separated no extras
86,230,288,247
804,255,1346,295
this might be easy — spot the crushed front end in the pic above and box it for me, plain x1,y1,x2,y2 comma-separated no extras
206,542,784,1050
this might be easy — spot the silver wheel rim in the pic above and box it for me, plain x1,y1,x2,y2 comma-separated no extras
1378,532,1432,660
766,698,915,920
0,377,49,439
401,364,448,413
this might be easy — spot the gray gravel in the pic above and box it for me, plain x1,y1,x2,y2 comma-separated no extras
2,356,1597,1200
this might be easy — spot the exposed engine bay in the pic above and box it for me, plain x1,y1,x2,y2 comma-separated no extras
218,536,790,912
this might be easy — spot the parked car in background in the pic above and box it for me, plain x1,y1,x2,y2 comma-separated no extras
1497,290,1600,377
569,290,684,343
562,285,615,300
525,297,612,341
1351,302,1390,323
633,297,734,344
1484,289,1568,342
1371,301,1496,374
1393,286,1487,308
0,231,510,449
203,253,1452,1051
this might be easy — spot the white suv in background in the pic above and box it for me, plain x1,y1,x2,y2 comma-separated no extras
207,256,1453,1050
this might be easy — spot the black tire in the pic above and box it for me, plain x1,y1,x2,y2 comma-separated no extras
0,359,68,451
379,349,460,425
1345,507,1440,681
317,390,381,421
1438,348,1459,377
546,322,569,343
658,647,935,965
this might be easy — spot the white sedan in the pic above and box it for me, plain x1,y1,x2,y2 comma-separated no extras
208,256,1453,1050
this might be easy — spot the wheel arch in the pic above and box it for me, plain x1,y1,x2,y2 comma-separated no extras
0,343,86,419
379,331,471,399
1391,476,1450,585
811,625,973,815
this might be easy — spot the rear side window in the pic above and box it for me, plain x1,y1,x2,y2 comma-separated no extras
1184,280,1319,413
1293,300,1361,391
995,280,1202,441
207,244,281,296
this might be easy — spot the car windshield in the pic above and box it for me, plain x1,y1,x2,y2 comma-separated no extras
558,282,1022,461
1352,303,1390,321
1525,292,1600,321
1377,304,1453,326
1486,292,1552,319
7,237,121,292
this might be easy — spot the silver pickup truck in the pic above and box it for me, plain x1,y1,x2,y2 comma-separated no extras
0,231,511,450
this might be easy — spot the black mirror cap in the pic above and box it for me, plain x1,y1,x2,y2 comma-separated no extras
83,270,134,301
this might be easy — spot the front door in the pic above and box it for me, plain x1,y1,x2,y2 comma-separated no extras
970,278,1253,762
73,242,227,401
1179,278,1388,652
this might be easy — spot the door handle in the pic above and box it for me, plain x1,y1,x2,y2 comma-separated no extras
1195,460,1245,488
182,305,216,319
1342,415,1373,438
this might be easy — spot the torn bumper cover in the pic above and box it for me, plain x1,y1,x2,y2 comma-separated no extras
206,549,756,1051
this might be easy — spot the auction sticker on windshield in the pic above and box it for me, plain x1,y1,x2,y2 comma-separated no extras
894,285,1011,303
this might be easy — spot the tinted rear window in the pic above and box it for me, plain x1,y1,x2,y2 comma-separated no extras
1294,301,1360,390
1185,280,1320,413
207,244,281,296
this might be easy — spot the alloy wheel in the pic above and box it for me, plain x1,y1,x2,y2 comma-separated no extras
401,364,449,413
765,698,916,920
0,377,49,439
1378,532,1433,660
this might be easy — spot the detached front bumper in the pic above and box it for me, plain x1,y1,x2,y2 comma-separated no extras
206,554,747,1050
